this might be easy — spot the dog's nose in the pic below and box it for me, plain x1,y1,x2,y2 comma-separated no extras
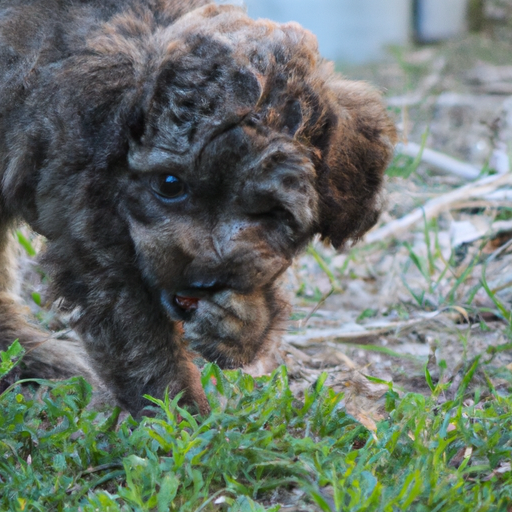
184,280,226,295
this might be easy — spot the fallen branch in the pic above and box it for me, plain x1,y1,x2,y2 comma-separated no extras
483,189,512,201
284,311,440,347
397,141,481,180
491,219,512,234
365,172,512,244
450,200,512,210
450,218,512,247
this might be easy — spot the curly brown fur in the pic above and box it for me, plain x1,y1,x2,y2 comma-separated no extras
0,0,396,416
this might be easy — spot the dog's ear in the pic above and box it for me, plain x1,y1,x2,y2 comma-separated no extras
312,78,397,249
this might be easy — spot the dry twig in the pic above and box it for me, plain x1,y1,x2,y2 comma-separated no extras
365,172,512,244
397,141,481,180
284,311,440,347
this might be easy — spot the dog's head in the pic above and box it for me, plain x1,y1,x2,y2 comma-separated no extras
114,5,396,315
6,4,395,318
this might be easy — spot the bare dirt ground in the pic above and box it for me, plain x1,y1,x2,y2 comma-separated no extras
15,28,512,431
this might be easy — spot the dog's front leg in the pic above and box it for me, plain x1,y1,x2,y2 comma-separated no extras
71,289,210,417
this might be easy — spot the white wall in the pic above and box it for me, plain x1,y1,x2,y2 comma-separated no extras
416,0,468,42
241,0,412,63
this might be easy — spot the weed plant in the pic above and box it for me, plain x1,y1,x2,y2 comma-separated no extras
1,343,512,511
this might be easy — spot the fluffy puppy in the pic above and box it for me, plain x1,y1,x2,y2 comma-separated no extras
0,0,396,415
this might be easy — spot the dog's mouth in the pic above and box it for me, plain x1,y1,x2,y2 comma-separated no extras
174,287,217,312
161,288,211,320
174,294,200,312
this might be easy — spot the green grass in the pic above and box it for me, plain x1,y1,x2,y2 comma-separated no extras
1,344,512,511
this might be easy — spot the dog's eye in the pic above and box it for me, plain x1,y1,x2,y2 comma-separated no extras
152,175,186,199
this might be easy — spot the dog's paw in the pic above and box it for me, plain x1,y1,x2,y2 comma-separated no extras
182,289,273,368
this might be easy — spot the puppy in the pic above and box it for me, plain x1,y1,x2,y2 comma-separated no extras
0,0,396,415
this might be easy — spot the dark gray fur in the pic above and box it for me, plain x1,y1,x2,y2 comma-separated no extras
0,0,396,415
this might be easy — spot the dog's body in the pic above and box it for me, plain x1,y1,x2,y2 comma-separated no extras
0,0,396,415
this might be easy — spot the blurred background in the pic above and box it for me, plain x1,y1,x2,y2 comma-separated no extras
241,0,500,64
218,0,512,169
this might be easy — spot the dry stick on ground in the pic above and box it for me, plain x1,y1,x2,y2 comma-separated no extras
451,200,512,210
284,311,441,347
365,172,512,244
396,141,481,180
